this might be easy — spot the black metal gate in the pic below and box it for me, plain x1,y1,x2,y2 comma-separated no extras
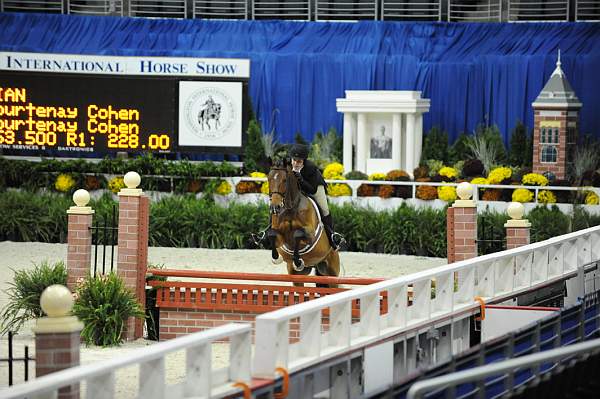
1,332,34,386
477,216,505,255
89,205,118,275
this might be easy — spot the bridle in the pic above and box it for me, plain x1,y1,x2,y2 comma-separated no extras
269,167,301,215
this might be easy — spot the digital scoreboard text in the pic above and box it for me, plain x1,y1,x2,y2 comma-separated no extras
0,73,177,156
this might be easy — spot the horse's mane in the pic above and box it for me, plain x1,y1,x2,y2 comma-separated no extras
284,165,302,212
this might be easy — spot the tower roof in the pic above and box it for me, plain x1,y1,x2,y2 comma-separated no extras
532,50,581,109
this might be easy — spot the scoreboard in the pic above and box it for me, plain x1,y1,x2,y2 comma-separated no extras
0,52,250,157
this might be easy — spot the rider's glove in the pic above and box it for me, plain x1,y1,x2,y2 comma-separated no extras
293,171,303,181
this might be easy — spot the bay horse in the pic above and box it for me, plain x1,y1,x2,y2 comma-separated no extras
267,161,340,286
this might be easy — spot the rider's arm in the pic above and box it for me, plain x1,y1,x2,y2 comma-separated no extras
296,166,318,195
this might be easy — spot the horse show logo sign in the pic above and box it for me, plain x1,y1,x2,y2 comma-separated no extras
178,81,242,147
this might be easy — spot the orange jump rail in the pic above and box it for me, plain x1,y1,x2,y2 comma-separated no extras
147,269,389,316
147,268,385,286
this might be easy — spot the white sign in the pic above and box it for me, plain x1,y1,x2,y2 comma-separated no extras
178,81,243,148
0,52,250,78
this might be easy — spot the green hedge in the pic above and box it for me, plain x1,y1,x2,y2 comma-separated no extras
0,155,242,192
1,190,599,258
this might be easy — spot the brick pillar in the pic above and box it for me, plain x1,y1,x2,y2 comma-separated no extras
117,172,149,341
505,202,531,249
447,182,478,262
34,285,84,399
66,189,94,292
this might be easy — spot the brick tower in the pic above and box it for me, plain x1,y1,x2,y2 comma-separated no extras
532,50,582,181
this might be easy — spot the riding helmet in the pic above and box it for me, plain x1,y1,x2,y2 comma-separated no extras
289,144,309,160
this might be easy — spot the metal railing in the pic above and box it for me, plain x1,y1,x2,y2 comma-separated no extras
252,0,311,20
316,0,378,20
576,0,600,21
382,0,441,20
67,0,123,15
128,0,188,18
194,0,248,19
508,0,570,21
448,0,502,21
0,0,593,21
252,225,600,377
407,337,600,398
0,324,252,399
1,0,64,13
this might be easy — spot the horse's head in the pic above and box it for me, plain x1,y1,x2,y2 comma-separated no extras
267,161,300,216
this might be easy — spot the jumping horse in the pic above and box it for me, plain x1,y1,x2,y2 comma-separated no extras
266,161,340,285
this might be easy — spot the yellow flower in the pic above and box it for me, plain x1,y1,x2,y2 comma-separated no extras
537,190,556,204
487,167,512,184
250,171,267,179
585,191,599,205
512,188,534,203
108,177,125,194
437,186,457,202
368,173,386,181
54,174,75,192
327,183,352,197
216,180,232,195
439,166,458,179
470,177,488,185
261,181,269,195
323,162,345,180
522,173,548,187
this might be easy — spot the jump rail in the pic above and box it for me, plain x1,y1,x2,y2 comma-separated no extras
147,269,387,316
252,225,600,378
0,324,252,399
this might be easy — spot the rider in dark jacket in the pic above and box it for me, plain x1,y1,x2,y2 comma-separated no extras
289,144,345,250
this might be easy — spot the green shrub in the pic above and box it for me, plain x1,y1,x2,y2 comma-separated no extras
448,133,472,164
73,273,145,347
0,190,70,242
243,120,268,173
528,206,570,242
421,126,449,164
0,261,68,335
344,170,369,180
509,121,530,167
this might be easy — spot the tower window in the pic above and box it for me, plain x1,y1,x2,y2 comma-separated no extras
541,145,558,163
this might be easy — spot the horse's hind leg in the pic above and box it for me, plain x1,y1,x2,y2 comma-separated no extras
316,252,340,288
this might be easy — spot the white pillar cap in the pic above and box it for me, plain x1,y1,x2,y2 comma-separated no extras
453,182,476,207
33,285,83,333
67,189,94,214
119,171,143,196
505,202,531,227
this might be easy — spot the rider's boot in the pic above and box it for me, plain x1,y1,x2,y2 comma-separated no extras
322,214,346,251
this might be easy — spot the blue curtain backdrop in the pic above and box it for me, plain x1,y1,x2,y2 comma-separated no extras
1,13,599,146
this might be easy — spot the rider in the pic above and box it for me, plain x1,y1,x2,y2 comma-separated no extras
289,144,346,251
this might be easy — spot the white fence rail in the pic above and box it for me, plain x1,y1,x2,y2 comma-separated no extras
0,324,252,399
253,225,600,377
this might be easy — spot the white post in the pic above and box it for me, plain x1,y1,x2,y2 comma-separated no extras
392,113,402,171
405,114,416,174
343,112,354,173
357,113,368,173
414,113,423,167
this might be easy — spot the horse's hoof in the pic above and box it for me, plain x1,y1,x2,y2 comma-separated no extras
292,258,305,272
272,255,284,265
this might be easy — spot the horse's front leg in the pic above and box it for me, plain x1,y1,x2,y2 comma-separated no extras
292,229,307,272
268,229,283,264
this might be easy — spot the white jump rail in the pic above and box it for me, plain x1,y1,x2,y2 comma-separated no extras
0,323,252,399
253,225,600,378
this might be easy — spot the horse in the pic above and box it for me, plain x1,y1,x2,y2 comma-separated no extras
197,103,221,130
266,161,340,287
